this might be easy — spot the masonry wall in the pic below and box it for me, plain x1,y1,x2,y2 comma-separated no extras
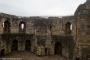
0,14,76,59
75,1,90,60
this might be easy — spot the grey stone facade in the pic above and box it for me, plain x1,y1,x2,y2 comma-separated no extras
0,0,90,60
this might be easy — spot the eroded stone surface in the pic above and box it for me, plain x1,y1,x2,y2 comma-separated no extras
0,0,90,60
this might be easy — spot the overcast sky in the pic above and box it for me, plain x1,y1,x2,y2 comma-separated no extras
0,0,86,16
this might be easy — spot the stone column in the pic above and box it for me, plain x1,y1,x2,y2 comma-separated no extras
45,27,54,55
7,41,12,53
18,40,25,51
49,45,54,55
62,47,69,59
6,40,11,54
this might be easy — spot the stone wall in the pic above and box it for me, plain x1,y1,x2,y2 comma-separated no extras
0,0,90,60
0,14,76,60
75,0,90,60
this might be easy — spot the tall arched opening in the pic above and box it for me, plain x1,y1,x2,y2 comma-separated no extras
0,49,5,57
25,40,31,51
54,42,62,55
19,21,26,33
65,22,72,34
11,40,18,51
3,18,11,33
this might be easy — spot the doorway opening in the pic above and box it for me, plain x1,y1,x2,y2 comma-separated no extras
0,49,5,57
11,40,18,51
54,42,62,55
25,40,31,51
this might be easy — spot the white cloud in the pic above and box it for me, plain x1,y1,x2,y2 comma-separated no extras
0,0,86,16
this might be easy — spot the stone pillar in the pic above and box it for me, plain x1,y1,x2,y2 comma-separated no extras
36,46,45,56
22,41,25,51
31,41,35,53
7,42,11,53
18,40,25,51
62,47,69,59
49,45,54,55
34,28,38,47
5,41,11,54
45,41,54,55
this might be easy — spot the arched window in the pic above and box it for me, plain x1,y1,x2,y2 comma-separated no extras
3,18,11,33
21,23,24,29
65,22,72,34
19,21,26,33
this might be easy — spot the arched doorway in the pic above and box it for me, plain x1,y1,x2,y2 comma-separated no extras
11,40,18,51
25,40,31,51
54,42,62,55
0,49,5,57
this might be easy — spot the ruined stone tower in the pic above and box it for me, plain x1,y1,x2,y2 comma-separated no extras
75,0,90,60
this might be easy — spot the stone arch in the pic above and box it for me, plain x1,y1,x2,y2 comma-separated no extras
11,40,18,51
25,40,31,51
65,22,72,34
19,21,26,33
54,42,62,55
3,18,11,33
